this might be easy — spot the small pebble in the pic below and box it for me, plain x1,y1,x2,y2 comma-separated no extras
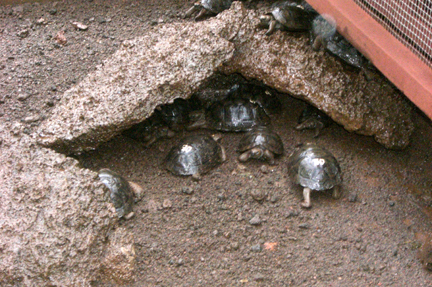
162,199,172,209
298,223,309,229
250,244,262,252
17,29,29,38
389,201,395,207
249,214,262,225
49,9,57,15
254,273,265,281
348,193,358,202
181,186,193,195
250,189,266,202
285,210,300,218
17,93,30,101
260,165,269,174
23,115,40,123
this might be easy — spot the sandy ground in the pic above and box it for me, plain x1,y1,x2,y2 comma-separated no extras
1,0,432,286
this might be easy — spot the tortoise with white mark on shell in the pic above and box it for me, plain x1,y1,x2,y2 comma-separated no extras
237,126,284,165
165,134,226,180
98,169,141,219
287,143,342,208
259,0,317,35
184,0,233,20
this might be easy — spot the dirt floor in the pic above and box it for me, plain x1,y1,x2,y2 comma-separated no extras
2,0,432,286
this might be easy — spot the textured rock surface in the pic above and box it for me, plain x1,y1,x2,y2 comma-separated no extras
217,2,414,149
0,121,130,286
37,21,235,154
99,228,136,285
38,2,413,152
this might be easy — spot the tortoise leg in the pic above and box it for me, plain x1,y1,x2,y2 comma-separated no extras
312,35,324,51
301,187,312,208
194,8,209,21
313,121,325,138
238,150,253,162
184,3,200,18
263,149,275,165
265,19,277,35
332,185,341,199
220,145,227,162
192,172,201,181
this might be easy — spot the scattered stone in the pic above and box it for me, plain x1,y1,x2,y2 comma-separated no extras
299,223,309,229
253,273,265,281
162,199,172,209
217,192,227,201
54,31,67,45
269,193,280,203
17,93,30,101
389,201,395,207
129,181,144,202
250,244,262,252
260,165,269,174
250,188,266,202
181,186,194,195
23,115,40,123
249,214,262,226
72,21,88,30
348,193,358,202
285,209,300,218
36,18,46,25
231,241,240,250
49,9,57,15
17,29,29,38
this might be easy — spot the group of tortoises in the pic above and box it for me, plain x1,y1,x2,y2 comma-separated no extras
100,82,342,217
98,0,355,219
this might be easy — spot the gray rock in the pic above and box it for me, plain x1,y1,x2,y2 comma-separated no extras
38,2,412,155
37,20,235,154
0,122,122,285
218,2,413,149
249,214,262,225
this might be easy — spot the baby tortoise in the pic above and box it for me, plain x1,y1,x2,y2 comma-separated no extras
287,143,342,208
238,126,284,165
123,113,175,147
98,169,143,219
165,134,226,180
259,0,317,35
188,98,271,132
184,0,233,20
310,14,377,79
157,98,193,132
295,105,332,137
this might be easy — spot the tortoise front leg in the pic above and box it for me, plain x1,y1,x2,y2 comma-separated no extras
332,185,341,199
266,19,277,35
301,187,312,208
263,149,275,165
238,150,253,162
184,2,201,18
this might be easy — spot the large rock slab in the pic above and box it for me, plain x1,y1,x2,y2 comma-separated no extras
217,2,414,149
0,122,133,286
38,1,413,153
38,22,235,154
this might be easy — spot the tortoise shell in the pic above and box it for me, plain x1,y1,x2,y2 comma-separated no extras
271,1,316,31
165,134,225,176
207,98,270,132
201,0,233,14
98,169,134,218
238,126,284,155
287,143,342,191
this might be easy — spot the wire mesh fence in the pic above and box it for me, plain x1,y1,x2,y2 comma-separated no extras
354,0,432,67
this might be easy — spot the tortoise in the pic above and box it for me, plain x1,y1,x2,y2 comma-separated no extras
184,0,233,20
98,169,140,219
187,98,271,132
295,105,332,137
237,126,284,165
310,14,377,76
287,143,342,208
232,83,282,115
165,134,226,179
259,0,317,35
157,98,193,132
123,113,175,147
